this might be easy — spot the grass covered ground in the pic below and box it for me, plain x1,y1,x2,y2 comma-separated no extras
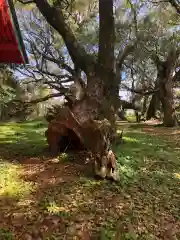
0,120,179,240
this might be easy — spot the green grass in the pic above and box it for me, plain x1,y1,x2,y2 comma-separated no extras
115,129,180,187
0,120,179,239
0,119,48,156
0,229,13,240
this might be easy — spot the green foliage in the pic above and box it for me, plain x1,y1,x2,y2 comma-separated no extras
39,198,71,217
0,67,17,106
57,153,69,162
0,67,35,121
0,229,13,240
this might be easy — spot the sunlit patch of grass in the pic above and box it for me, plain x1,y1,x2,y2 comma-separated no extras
39,198,71,217
47,201,71,217
174,173,180,179
115,127,180,184
79,177,102,188
0,161,36,199
123,136,139,143
57,153,69,162
110,126,180,232
120,165,136,179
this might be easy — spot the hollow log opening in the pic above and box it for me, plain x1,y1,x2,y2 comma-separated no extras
58,129,86,152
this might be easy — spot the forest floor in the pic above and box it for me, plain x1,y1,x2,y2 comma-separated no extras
0,119,179,240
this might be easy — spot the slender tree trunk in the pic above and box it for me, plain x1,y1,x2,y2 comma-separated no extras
146,93,160,120
142,95,149,116
146,79,160,120
159,76,176,127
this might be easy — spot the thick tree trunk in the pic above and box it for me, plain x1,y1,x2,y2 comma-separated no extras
73,72,120,180
46,74,119,181
33,0,120,181
157,56,177,127
46,94,120,181
151,49,180,126
98,0,117,125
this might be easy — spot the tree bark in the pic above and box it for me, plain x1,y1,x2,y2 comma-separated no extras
142,95,149,116
151,49,180,126
158,68,176,127
98,0,117,123
146,93,160,120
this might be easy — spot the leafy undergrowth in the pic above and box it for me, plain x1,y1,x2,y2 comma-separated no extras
0,120,179,239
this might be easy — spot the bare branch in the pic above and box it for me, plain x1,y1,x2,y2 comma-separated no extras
151,53,162,65
15,92,66,105
116,43,136,69
173,68,180,82
31,0,96,74
122,84,159,96
17,0,35,4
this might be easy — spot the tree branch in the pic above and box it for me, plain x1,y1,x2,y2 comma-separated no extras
30,41,75,75
32,0,96,74
168,0,180,14
120,100,140,110
151,53,162,65
15,92,66,105
173,68,180,82
17,0,35,4
115,43,137,86
116,43,136,69
122,84,159,96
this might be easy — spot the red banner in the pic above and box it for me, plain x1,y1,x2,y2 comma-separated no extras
0,0,24,64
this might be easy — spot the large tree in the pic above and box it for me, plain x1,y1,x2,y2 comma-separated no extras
18,0,134,181
16,0,180,181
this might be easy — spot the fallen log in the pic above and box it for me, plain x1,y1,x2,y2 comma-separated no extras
45,106,119,181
